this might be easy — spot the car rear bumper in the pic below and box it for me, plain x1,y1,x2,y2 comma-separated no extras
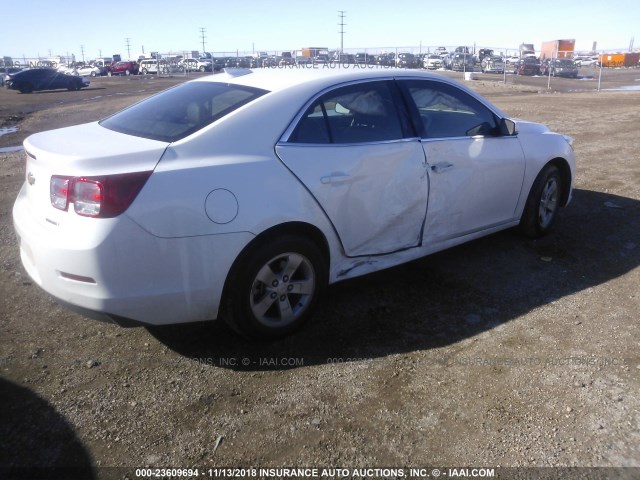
13,183,254,326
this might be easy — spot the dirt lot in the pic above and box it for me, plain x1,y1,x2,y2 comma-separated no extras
1,70,639,479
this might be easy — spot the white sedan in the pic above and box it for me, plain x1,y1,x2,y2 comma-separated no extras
13,67,575,339
76,65,102,77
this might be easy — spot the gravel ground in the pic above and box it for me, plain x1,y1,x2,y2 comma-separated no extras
0,69,639,480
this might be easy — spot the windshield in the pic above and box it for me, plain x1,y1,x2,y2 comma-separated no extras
100,82,268,142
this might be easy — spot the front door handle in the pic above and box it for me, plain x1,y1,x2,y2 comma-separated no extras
320,172,351,185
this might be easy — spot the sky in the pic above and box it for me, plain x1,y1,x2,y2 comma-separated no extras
3,0,639,61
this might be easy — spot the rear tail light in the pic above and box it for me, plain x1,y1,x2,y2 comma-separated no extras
50,171,152,218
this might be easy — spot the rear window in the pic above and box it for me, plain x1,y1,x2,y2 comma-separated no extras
100,82,268,142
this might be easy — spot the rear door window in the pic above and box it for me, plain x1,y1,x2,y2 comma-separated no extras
289,81,408,144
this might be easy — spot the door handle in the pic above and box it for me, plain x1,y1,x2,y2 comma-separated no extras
320,172,351,185
430,162,454,174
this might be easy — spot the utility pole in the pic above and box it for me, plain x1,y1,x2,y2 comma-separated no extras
338,11,346,53
80,45,85,63
200,27,207,54
125,37,131,59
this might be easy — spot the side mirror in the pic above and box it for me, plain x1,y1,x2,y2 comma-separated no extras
500,118,517,136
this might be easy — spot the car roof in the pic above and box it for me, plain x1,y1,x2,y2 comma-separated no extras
192,66,460,93
179,66,509,122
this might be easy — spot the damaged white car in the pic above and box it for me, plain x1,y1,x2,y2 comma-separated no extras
13,67,575,339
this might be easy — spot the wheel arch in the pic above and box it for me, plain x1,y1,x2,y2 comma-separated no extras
221,221,330,306
547,157,572,207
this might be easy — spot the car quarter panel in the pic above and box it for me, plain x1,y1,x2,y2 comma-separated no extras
126,83,338,238
513,120,576,213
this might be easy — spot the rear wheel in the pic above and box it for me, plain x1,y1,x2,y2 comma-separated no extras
519,164,562,238
223,236,327,340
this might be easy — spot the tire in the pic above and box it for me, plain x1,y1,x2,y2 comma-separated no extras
223,235,327,340
199,66,205,72
125,70,130,76
90,71,96,77
107,71,112,77
19,83,33,94
519,164,562,238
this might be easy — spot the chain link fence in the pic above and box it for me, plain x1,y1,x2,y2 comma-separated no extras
2,46,639,91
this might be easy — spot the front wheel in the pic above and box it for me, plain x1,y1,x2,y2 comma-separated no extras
223,236,327,340
519,165,562,238
19,82,34,93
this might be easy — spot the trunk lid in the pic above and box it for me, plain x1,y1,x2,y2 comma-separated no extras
22,122,169,224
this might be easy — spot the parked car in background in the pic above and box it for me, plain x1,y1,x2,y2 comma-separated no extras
56,64,76,75
180,58,213,72
478,49,494,62
4,68,89,93
139,58,168,75
396,53,418,68
513,57,541,76
333,53,356,64
376,53,395,66
450,52,475,71
574,56,598,67
435,46,448,57
211,58,226,71
505,55,520,65
355,53,374,65
423,54,443,69
481,55,505,73
1,66,23,86
540,58,578,78
12,67,575,339
279,52,294,66
108,61,139,76
76,65,103,77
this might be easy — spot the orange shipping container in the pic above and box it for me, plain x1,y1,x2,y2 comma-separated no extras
540,39,575,61
598,52,640,67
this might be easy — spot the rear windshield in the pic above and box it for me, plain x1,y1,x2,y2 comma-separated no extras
100,82,268,142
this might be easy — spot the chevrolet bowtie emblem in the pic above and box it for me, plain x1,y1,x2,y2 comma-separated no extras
27,172,36,185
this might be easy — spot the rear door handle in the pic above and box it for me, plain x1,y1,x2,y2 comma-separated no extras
430,162,454,174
